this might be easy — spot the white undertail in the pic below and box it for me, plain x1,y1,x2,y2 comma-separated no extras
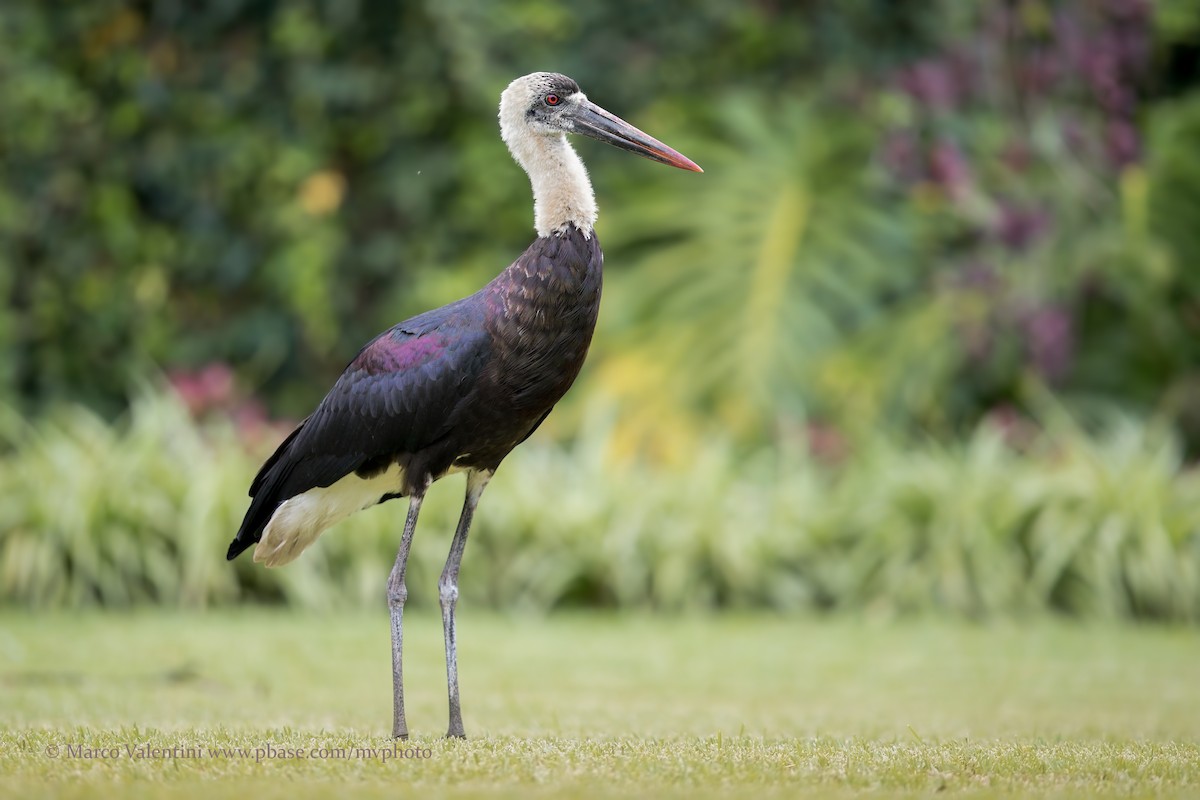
254,465,406,567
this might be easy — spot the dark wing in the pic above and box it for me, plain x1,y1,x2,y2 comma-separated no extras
227,304,491,560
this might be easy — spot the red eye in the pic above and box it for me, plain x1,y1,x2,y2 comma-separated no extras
545,94,560,106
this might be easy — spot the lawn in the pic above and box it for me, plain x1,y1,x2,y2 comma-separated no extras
1,611,1197,798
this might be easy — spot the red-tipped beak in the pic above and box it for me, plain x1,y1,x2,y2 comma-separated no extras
570,99,703,173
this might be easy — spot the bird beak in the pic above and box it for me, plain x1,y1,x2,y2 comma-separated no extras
571,99,703,173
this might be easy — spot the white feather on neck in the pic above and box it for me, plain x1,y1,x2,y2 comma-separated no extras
500,88,597,238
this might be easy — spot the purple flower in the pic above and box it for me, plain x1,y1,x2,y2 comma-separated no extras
929,140,971,190
1023,305,1075,383
1105,119,1140,167
995,205,1051,251
898,59,959,110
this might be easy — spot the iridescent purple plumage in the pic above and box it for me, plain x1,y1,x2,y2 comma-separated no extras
227,223,601,560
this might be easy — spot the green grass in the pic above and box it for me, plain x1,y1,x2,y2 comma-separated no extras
2,612,1198,798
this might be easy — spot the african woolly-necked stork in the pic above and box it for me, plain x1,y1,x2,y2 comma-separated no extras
226,72,701,739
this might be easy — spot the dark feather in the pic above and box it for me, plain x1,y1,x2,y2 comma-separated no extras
227,225,602,562
227,304,492,560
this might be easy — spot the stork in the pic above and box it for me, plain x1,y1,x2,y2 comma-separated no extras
226,72,701,739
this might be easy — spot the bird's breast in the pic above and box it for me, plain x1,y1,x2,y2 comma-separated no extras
484,225,603,414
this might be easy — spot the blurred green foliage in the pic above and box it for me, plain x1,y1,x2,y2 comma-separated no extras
593,0,1200,457
2,388,1196,620
1,0,944,419
2,2,1200,615
2,0,1197,451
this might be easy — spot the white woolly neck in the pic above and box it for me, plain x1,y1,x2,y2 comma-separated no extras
500,98,597,238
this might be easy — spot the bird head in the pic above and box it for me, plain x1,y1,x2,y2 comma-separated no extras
499,72,702,172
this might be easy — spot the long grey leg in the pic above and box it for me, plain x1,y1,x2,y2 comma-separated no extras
440,469,491,739
388,476,430,740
